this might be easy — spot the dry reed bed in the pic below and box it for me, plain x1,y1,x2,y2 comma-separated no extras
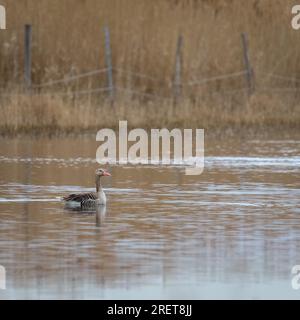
0,0,299,135
0,0,298,89
0,91,299,136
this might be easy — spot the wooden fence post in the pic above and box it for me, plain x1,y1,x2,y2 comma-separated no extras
173,34,183,103
241,33,254,96
104,26,114,102
24,24,32,90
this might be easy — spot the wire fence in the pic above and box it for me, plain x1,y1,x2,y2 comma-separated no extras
2,26,300,101
3,69,300,100
32,68,109,89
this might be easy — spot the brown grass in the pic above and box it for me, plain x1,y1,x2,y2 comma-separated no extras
0,0,300,136
0,90,299,137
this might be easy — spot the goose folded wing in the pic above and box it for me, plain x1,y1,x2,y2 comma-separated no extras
63,193,97,202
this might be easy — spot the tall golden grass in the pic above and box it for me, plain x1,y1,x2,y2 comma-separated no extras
0,0,300,135
1,91,299,136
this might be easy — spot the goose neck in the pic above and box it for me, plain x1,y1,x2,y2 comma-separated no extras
96,176,102,193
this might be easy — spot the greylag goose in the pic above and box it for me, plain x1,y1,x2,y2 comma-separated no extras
63,168,111,208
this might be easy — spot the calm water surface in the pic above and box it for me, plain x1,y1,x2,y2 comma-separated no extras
0,136,299,299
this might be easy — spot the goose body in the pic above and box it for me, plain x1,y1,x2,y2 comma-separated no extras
63,169,111,209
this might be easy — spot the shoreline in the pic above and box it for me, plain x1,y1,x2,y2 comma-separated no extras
0,125,299,140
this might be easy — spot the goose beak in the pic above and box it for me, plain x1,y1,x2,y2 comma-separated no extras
103,171,111,177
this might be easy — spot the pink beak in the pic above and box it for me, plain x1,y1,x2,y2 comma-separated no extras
103,171,111,177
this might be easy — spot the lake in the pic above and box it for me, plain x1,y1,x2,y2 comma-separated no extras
0,135,299,299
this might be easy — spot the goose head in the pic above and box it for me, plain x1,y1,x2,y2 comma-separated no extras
95,168,111,177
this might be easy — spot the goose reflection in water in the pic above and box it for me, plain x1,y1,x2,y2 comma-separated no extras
63,204,107,227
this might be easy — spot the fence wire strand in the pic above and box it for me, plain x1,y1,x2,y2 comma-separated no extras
3,66,300,100
186,70,248,86
33,68,109,89
258,72,300,83
113,68,163,83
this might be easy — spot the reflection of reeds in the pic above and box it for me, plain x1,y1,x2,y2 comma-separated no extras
0,0,300,135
